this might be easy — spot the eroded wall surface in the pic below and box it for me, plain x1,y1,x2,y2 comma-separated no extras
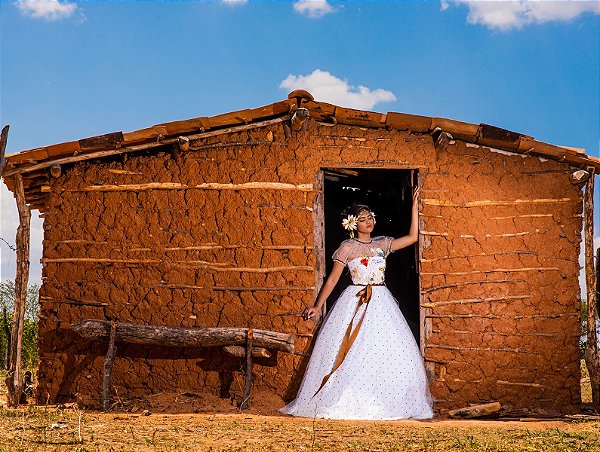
37,121,582,412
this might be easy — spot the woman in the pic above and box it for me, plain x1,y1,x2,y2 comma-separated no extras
280,186,433,420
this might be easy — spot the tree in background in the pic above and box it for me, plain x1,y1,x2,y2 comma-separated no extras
0,281,40,370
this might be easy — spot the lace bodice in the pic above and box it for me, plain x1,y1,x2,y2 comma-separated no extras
332,236,394,285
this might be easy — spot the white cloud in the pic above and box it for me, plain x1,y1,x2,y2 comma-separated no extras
221,0,248,6
293,0,335,18
446,0,600,30
0,182,43,286
280,69,396,110
16,0,79,21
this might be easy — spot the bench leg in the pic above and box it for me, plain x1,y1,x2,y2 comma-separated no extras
102,322,117,411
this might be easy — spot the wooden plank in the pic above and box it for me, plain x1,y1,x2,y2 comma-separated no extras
477,123,524,150
79,132,124,152
250,100,293,120
301,100,336,122
6,147,49,165
334,107,385,128
123,125,168,144
430,117,479,141
46,141,81,158
208,109,253,128
385,112,432,132
161,117,211,135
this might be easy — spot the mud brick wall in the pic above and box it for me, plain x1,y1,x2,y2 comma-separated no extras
37,120,582,413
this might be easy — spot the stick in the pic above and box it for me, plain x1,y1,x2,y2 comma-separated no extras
422,279,524,294
102,322,117,411
239,328,253,410
421,268,558,276
421,295,529,308
422,198,574,207
4,174,30,407
0,125,9,175
42,181,314,193
427,344,541,355
584,172,600,408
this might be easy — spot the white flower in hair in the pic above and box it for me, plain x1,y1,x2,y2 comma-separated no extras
342,215,358,233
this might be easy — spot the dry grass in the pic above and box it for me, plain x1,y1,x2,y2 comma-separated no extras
1,369,599,451
0,405,599,451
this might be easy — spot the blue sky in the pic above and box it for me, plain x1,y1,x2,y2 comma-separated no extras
1,0,599,289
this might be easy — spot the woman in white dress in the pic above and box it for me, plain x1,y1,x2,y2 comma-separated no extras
280,187,433,420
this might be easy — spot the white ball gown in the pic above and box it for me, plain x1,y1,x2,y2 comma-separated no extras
280,236,434,420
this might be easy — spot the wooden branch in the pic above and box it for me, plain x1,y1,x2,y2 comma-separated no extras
42,258,161,264
421,295,529,308
223,345,271,358
426,313,577,319
72,319,295,353
0,125,9,175
422,279,524,294
2,307,11,369
427,344,540,355
42,181,314,193
188,141,284,151
102,322,117,411
421,268,558,276
151,284,205,290
449,402,501,419
239,328,254,410
4,116,290,177
584,173,600,408
431,329,567,338
420,250,539,263
496,380,543,388
4,174,31,407
213,286,314,292
422,198,573,207
39,296,108,307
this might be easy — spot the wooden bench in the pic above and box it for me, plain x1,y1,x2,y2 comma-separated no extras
72,319,295,411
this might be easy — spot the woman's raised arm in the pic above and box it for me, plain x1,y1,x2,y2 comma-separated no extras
390,186,420,252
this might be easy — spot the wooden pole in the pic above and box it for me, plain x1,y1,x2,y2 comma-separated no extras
72,320,295,353
4,174,31,407
584,172,600,407
0,125,9,175
239,328,253,410
102,322,117,411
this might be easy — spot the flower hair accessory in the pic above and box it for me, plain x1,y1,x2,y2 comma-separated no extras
342,214,358,238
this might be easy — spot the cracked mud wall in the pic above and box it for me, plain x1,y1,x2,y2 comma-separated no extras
36,120,582,413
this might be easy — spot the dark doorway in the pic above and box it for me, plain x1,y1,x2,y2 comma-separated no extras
323,168,420,343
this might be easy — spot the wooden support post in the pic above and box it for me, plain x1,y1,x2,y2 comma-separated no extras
102,322,117,411
4,174,31,407
239,328,253,410
0,125,9,175
584,172,600,408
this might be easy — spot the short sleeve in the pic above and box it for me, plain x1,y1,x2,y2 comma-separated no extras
383,236,395,257
332,240,352,265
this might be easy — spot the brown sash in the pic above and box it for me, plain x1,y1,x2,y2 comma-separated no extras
312,283,383,398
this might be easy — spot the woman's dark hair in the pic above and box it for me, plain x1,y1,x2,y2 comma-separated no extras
343,203,372,218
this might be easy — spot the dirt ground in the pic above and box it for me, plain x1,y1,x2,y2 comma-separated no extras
1,363,598,451
1,389,599,452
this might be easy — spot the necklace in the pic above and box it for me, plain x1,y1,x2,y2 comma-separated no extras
353,237,372,244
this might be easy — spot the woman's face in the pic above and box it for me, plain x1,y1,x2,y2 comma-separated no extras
356,210,375,234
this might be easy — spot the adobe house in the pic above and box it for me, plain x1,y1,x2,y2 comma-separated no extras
1,90,599,414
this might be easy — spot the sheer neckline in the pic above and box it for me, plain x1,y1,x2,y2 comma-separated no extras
353,238,372,244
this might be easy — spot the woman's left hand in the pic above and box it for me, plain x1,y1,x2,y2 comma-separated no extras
412,185,420,204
